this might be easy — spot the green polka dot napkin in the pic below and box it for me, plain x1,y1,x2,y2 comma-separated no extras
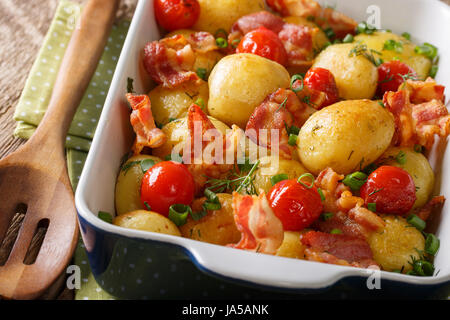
13,0,128,299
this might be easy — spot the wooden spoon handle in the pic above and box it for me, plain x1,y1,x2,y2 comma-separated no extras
29,0,121,151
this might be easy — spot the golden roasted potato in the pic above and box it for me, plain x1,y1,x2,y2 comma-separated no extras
354,31,432,80
114,210,181,236
149,80,209,125
115,155,162,215
208,53,291,128
368,215,425,272
253,156,308,194
376,147,435,209
298,100,395,175
312,43,378,99
276,231,307,259
192,0,266,34
179,194,241,245
151,116,230,159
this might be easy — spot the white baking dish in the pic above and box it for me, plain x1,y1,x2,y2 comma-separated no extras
75,0,450,297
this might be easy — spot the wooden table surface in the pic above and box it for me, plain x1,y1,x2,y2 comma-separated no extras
0,0,448,300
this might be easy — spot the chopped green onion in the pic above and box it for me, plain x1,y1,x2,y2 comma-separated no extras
342,171,368,191
216,37,228,48
395,150,407,165
231,38,240,48
290,74,304,93
401,32,411,40
414,144,423,153
317,188,325,202
288,134,298,146
407,214,426,231
140,159,155,173
191,209,208,221
429,65,438,78
320,212,333,221
342,34,354,43
383,39,403,53
168,204,191,226
194,98,205,110
297,173,315,189
412,259,434,276
196,68,207,80
415,43,438,60
425,233,440,255
362,163,378,175
271,173,289,186
98,211,113,224
324,27,335,39
356,21,376,35
144,201,152,211
203,201,221,211
367,203,376,212
289,125,300,135
330,228,342,235
214,28,228,39
204,189,220,205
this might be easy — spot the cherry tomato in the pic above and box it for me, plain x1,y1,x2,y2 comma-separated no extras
140,161,195,216
377,61,417,96
360,166,416,215
154,0,200,31
303,67,339,108
237,27,288,66
267,179,323,231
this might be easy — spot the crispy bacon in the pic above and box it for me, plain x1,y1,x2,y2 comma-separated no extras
383,78,450,150
229,192,284,254
413,195,446,221
313,168,385,238
229,11,318,70
182,104,235,195
245,88,315,159
266,0,357,39
126,94,166,155
143,32,218,88
301,231,378,268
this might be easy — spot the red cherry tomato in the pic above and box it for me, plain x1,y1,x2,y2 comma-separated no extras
154,0,200,31
377,61,417,96
303,67,339,108
360,166,416,215
237,27,288,66
140,161,195,216
267,179,323,231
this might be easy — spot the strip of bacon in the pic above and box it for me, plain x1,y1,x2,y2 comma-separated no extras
126,94,166,155
413,195,445,221
143,32,218,88
266,0,357,39
301,231,378,268
383,78,450,150
229,192,284,255
313,168,385,238
245,88,315,159
229,11,318,70
182,104,235,195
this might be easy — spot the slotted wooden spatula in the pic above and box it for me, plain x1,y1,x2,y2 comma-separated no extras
0,0,120,299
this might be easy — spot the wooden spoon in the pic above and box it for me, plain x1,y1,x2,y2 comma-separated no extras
0,0,120,299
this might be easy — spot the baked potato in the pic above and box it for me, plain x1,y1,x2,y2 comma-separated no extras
179,193,241,245
253,156,308,194
152,116,230,160
376,147,435,209
114,210,181,236
192,0,266,34
115,155,162,215
368,215,425,272
354,31,432,80
276,231,307,259
149,80,209,125
297,100,395,175
208,53,291,128
312,43,378,100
